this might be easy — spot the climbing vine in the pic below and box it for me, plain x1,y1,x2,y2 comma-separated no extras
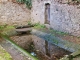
16,0,32,9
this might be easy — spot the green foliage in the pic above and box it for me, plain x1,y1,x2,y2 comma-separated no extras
16,0,32,9
33,23,46,29
28,21,32,25
0,25,15,35
0,45,12,60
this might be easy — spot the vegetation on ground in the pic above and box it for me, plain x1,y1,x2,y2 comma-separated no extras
33,23,46,29
0,45,12,60
0,24,15,35
0,23,70,37
49,28,69,36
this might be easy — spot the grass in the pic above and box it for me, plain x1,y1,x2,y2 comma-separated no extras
49,29,69,36
0,25,15,35
33,23,46,29
0,45,12,60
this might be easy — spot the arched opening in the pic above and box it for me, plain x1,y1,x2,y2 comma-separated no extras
45,3,50,24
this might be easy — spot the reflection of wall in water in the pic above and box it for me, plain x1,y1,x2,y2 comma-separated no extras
32,35,71,59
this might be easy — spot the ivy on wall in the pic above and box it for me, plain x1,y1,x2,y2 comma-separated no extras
16,0,32,9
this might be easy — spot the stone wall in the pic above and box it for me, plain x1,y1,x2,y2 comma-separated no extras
0,0,80,36
50,4,80,36
0,0,31,25
31,0,80,36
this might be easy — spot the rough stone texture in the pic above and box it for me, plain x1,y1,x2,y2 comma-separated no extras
0,1,31,25
32,35,46,54
1,0,80,36
0,0,8,3
10,35,32,50
31,0,80,36
50,4,80,36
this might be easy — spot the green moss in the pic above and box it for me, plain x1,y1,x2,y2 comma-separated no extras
28,21,32,25
49,29,69,36
0,25,15,35
0,45,12,60
33,23,46,29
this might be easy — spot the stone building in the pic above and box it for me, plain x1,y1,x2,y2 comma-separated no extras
0,0,80,36
31,0,80,36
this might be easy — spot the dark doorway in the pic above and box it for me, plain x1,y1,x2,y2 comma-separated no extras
45,3,50,24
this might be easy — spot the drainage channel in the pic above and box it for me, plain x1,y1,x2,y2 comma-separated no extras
0,25,72,60
9,33,71,60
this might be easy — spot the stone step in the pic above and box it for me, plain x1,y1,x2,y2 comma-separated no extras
16,28,32,32
16,25,34,29
15,28,32,35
